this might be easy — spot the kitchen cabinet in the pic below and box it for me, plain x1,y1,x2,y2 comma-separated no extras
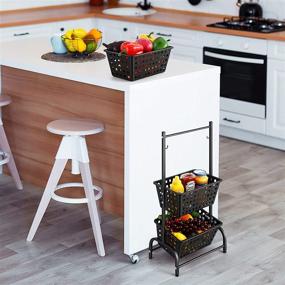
0,19,96,43
136,24,204,63
267,57,285,139
96,19,137,43
0,23,52,42
51,18,96,34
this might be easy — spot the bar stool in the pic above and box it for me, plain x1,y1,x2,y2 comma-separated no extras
0,95,23,190
27,118,105,256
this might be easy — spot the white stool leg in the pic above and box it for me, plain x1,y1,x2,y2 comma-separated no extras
80,162,105,257
0,124,23,190
27,159,67,241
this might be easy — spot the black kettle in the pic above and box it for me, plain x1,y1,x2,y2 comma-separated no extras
237,0,263,18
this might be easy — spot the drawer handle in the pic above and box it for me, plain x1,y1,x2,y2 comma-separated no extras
223,117,241,124
156,32,172,37
13,32,30,37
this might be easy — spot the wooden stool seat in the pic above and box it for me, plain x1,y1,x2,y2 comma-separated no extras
47,119,104,136
0,95,12,107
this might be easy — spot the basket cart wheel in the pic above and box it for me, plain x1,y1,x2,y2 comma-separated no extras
175,268,180,277
129,254,140,264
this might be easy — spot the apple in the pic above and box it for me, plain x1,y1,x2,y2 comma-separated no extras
136,38,153,52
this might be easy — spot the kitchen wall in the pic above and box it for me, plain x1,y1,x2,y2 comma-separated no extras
0,0,88,11
1,0,285,20
121,0,285,19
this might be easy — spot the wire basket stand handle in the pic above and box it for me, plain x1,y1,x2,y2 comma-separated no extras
161,121,214,244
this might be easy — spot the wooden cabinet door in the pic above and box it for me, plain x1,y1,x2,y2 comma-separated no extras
267,59,285,139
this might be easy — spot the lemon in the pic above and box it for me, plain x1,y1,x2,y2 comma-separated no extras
72,38,86,53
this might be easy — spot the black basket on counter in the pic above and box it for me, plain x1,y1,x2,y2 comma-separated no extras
155,210,222,258
105,47,173,81
154,171,222,217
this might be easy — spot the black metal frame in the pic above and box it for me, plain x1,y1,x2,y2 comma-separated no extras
148,121,227,277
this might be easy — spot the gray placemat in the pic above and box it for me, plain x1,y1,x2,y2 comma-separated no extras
41,52,106,63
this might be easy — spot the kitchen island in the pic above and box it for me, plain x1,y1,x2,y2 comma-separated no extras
0,37,220,259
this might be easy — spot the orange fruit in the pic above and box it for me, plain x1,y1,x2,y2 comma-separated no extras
88,29,102,41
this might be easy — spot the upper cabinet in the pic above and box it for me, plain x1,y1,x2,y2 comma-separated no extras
267,41,285,139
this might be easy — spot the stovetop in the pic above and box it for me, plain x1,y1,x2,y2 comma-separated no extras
208,17,285,33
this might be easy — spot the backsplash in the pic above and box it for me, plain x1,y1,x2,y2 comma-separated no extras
121,0,285,19
1,0,285,20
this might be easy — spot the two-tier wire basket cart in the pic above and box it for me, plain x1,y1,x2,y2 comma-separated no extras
149,121,227,277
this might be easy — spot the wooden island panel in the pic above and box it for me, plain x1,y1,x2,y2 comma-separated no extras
1,66,124,216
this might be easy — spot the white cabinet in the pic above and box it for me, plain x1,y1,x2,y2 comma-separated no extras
172,45,202,62
51,18,97,35
0,19,96,43
203,32,267,55
0,23,52,42
136,24,203,63
96,19,137,43
267,58,285,139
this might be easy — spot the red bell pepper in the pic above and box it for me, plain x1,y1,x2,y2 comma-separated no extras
120,42,144,55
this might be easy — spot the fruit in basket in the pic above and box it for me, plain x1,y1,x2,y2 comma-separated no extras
120,42,144,55
87,29,102,41
72,28,88,39
172,232,187,241
72,38,87,53
191,211,200,218
195,175,208,185
62,28,101,54
180,214,193,221
85,40,97,53
138,32,156,42
170,176,184,193
63,38,76,52
153,37,169,50
136,38,153,52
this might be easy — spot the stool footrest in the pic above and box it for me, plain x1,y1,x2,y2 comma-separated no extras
52,182,103,204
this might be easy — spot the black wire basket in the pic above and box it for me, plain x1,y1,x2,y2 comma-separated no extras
154,170,222,217
105,47,173,81
155,210,222,258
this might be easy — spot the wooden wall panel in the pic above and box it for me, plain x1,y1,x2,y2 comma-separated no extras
1,66,124,217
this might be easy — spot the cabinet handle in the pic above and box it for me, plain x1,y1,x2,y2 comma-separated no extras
60,27,65,32
13,32,30,37
223,117,241,124
123,27,128,32
156,32,172,37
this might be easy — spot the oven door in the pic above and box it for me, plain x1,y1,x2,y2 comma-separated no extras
203,47,267,118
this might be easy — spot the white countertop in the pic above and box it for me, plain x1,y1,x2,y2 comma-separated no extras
0,37,219,91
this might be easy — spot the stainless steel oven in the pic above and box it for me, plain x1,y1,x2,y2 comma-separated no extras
203,47,267,119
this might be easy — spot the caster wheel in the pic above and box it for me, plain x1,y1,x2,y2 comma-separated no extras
175,268,179,277
129,254,139,264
